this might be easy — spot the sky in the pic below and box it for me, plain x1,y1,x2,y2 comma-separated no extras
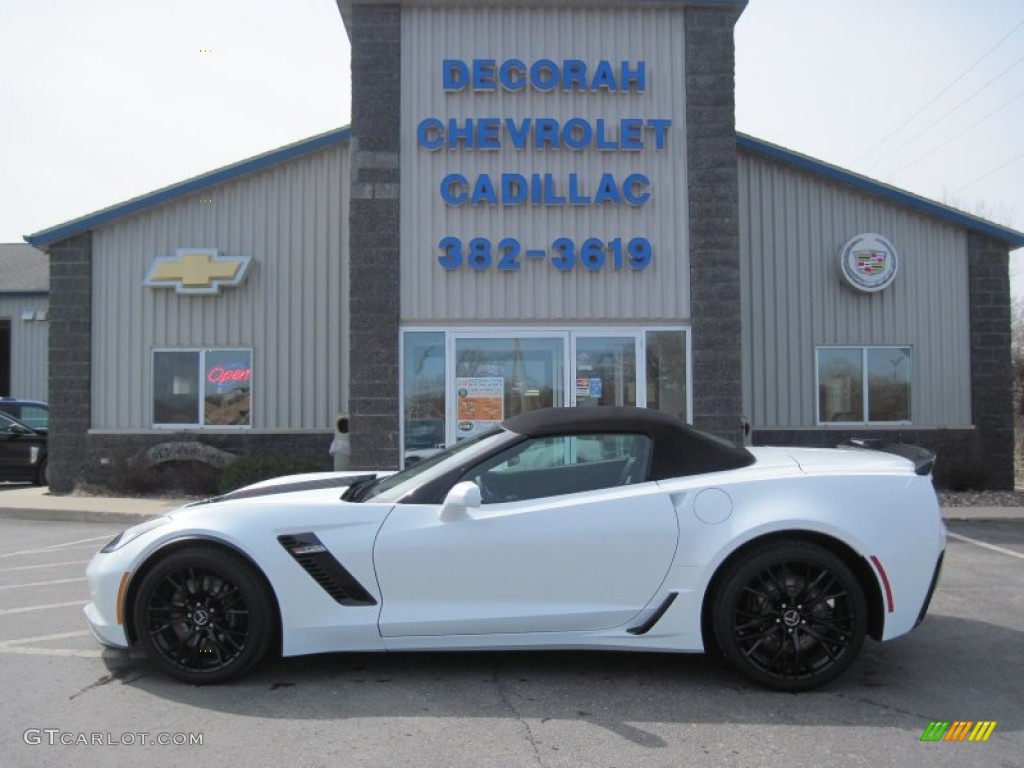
2,0,1022,268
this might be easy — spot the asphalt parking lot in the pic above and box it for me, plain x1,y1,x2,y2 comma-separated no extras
0,516,1020,768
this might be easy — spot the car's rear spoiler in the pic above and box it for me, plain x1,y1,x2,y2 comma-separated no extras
838,438,936,476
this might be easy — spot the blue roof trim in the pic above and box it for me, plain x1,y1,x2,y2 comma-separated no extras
0,291,49,298
737,133,1024,247
25,127,352,248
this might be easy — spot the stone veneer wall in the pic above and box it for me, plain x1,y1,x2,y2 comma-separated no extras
685,6,744,444
46,233,93,494
85,432,332,494
346,3,402,470
967,232,1014,489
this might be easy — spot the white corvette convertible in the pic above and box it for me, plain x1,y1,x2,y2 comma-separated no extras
85,407,945,691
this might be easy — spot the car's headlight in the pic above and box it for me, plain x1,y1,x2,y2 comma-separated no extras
100,516,171,553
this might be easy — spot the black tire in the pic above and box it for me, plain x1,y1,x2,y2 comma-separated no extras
712,540,867,692
33,456,48,486
133,547,275,684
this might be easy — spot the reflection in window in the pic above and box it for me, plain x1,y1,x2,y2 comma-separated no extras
868,348,911,422
403,332,446,460
204,350,252,426
454,337,565,437
817,347,911,424
575,337,636,408
153,351,200,426
469,433,652,503
153,349,251,427
646,330,687,422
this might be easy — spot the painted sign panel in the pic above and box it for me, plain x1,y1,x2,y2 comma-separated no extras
400,7,690,322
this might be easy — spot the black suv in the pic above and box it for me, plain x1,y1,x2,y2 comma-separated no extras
0,410,48,485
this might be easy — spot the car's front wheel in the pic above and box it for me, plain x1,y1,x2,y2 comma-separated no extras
712,540,867,691
132,547,275,683
33,456,48,486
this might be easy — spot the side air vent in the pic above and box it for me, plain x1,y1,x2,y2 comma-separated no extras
278,533,377,606
627,592,678,635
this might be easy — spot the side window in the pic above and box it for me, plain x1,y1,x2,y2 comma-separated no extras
468,433,651,504
18,406,48,431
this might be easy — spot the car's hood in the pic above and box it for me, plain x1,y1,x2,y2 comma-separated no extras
170,470,396,518
232,470,393,493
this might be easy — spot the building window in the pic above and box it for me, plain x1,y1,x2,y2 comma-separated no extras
400,327,690,466
817,347,911,424
153,349,252,428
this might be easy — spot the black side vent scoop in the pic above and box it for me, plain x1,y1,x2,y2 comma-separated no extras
278,533,377,606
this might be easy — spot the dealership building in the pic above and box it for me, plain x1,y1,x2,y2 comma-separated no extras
26,0,1024,493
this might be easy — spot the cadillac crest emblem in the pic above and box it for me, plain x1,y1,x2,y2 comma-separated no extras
839,234,898,293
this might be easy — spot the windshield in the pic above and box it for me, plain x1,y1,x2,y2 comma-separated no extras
358,428,511,503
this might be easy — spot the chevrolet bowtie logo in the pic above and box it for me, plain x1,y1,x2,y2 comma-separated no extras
144,248,252,295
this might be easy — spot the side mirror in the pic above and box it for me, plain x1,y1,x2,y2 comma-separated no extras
440,481,481,522
7,424,32,436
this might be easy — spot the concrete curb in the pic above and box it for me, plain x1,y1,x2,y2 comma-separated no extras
0,507,156,525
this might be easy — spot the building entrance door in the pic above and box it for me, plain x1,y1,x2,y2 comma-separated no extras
401,327,689,466
450,335,565,443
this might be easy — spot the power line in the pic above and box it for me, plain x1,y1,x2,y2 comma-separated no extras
853,17,1024,164
957,152,1024,192
866,54,1024,172
890,91,1024,174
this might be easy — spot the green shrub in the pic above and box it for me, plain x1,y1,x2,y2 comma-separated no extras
219,455,323,494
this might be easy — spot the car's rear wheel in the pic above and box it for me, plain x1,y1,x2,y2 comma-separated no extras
712,540,867,691
133,547,274,683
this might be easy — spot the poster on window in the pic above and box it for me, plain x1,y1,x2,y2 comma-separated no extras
456,377,504,439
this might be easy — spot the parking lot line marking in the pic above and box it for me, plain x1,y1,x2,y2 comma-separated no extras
0,630,92,645
0,560,90,573
0,645,104,658
0,535,113,559
42,534,115,550
947,532,1024,560
0,577,86,590
0,630,117,659
0,600,87,615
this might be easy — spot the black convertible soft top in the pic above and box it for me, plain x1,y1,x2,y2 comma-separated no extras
502,406,755,480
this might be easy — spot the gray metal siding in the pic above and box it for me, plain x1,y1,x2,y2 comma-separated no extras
739,152,971,428
400,6,689,323
0,296,49,400
92,144,350,430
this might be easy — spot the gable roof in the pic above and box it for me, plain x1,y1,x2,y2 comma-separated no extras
0,244,49,293
24,125,1023,250
737,133,1024,248
25,127,351,249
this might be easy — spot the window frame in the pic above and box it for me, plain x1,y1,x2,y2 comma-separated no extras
151,347,253,430
815,345,912,426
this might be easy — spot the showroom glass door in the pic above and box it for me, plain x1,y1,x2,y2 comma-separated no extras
572,335,639,408
450,335,566,443
402,327,689,465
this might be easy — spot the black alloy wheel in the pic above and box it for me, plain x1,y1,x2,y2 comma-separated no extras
712,540,868,691
133,547,274,683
